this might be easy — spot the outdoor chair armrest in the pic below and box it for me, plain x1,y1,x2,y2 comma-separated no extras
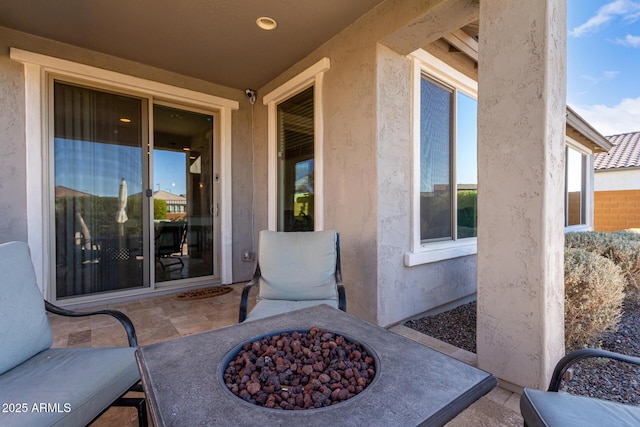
239,267,260,322
44,300,138,347
548,348,640,392
337,283,346,311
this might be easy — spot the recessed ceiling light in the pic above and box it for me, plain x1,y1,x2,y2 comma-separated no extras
256,16,277,30
119,117,131,123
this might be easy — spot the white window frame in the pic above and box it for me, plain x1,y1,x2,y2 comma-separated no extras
405,50,478,267
10,48,239,298
263,58,330,231
565,137,594,232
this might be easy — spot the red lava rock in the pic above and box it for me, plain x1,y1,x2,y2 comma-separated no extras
223,327,376,410
247,382,261,395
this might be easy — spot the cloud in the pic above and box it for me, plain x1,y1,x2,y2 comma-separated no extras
570,0,640,37
616,34,640,46
580,70,619,84
571,97,640,136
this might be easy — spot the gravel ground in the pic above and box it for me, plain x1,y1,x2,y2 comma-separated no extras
404,298,640,405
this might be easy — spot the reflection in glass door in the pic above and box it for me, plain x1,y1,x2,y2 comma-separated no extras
53,82,147,298
153,104,215,283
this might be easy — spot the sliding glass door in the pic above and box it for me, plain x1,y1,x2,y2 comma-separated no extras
52,81,218,300
53,82,147,297
153,104,215,283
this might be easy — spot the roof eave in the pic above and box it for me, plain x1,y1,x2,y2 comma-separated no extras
566,106,613,153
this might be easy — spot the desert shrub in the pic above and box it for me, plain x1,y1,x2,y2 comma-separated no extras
565,231,640,298
564,247,626,348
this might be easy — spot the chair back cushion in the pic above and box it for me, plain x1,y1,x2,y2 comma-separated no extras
0,241,52,375
258,230,338,301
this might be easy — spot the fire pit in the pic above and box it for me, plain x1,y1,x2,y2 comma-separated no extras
136,304,496,426
220,327,379,410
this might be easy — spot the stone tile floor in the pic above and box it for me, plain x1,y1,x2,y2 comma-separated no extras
48,284,523,426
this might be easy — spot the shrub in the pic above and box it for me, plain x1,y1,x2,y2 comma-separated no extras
564,247,626,348
565,231,640,299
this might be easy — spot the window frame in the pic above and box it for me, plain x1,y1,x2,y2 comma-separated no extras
406,50,478,267
263,58,330,231
564,138,592,232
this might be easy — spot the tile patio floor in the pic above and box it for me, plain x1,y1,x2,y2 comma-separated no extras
48,284,524,426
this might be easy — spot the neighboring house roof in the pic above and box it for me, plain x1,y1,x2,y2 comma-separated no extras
594,131,640,170
565,106,612,154
153,190,186,205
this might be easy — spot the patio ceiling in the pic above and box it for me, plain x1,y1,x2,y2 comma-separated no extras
0,0,384,90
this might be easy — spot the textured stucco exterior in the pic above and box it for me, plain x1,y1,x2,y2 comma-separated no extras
476,0,566,389
0,34,28,242
0,26,256,287
0,0,571,389
253,0,478,325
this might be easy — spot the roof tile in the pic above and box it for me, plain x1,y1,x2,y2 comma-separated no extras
594,132,640,170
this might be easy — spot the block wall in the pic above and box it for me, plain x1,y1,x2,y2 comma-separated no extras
594,190,640,231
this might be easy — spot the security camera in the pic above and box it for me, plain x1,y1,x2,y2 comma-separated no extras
245,89,256,105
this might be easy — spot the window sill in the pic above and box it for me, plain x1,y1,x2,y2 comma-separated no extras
405,239,477,267
564,224,591,233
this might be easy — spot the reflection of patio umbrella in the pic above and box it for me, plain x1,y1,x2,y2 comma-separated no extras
116,178,128,235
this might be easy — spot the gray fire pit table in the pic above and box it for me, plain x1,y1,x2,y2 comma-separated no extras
136,304,496,426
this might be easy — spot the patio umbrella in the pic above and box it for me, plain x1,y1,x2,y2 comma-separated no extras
116,178,128,236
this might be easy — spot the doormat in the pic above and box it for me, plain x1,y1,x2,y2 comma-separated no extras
175,286,233,301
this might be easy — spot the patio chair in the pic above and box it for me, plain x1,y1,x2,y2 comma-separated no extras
0,241,147,427
239,230,346,322
155,221,187,271
520,348,640,427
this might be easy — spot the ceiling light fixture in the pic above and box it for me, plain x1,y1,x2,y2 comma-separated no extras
256,16,277,30
119,117,132,123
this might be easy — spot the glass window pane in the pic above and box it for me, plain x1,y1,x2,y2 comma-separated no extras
153,104,214,282
456,92,478,238
420,76,452,241
277,86,314,232
566,146,585,226
53,82,144,298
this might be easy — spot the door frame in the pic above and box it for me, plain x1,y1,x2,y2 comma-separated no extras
11,48,238,305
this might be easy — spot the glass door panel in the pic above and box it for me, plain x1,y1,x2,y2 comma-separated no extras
153,104,215,282
53,81,146,298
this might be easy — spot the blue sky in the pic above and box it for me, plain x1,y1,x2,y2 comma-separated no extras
568,0,640,136
154,150,187,195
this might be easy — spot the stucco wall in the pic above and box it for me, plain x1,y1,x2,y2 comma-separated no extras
595,168,640,191
0,36,28,242
0,26,255,283
253,1,477,325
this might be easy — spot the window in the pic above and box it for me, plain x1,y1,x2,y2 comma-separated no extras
419,77,478,242
277,86,315,231
264,58,329,231
407,51,478,266
565,145,586,226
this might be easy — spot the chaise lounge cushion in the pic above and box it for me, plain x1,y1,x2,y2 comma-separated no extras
0,347,140,427
0,241,52,375
521,388,640,427
257,230,338,301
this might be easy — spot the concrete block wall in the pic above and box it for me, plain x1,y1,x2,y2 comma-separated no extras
594,190,640,231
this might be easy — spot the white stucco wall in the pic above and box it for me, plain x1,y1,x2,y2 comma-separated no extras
595,168,640,191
